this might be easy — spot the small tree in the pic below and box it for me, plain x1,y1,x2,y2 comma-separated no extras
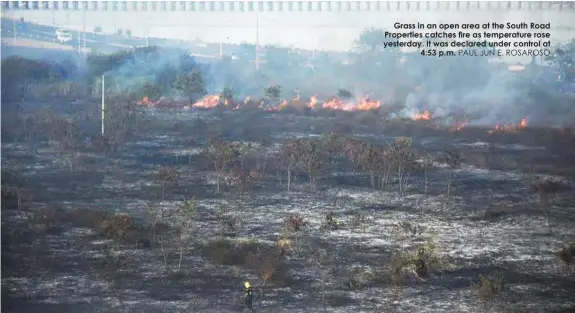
93,26,102,33
295,138,331,188
264,84,282,104
279,139,300,192
125,29,132,38
440,149,464,205
309,248,330,312
176,198,197,271
203,136,239,193
174,71,206,104
388,138,416,197
220,87,234,106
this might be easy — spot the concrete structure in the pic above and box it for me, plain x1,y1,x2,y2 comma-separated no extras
3,1,575,53
2,1,574,12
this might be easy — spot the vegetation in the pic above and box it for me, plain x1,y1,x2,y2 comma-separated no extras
1,25,574,313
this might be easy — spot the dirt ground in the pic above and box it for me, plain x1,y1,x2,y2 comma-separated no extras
2,107,575,313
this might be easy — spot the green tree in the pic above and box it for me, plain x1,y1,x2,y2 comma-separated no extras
174,71,206,103
125,29,132,38
93,26,102,33
220,87,234,104
264,84,282,103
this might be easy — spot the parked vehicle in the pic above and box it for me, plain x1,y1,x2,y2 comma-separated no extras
55,29,72,43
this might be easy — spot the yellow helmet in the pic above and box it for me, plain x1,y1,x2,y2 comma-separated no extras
244,281,251,288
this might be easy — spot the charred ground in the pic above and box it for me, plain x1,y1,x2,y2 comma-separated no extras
2,100,575,313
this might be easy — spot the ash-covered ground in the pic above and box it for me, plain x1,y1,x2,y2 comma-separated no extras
2,107,575,313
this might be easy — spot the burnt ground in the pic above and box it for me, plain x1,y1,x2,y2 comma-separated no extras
2,107,575,313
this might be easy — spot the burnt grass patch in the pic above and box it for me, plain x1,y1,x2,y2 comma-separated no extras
2,106,575,312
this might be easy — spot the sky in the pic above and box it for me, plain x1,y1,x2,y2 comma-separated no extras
3,1,575,55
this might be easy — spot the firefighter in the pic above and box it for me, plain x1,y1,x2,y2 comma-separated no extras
244,281,254,312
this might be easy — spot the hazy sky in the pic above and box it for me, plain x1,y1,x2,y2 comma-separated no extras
4,3,575,54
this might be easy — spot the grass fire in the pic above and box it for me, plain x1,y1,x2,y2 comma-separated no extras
2,25,575,313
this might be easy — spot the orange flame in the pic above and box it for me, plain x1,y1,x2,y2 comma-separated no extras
308,96,319,109
192,94,220,109
413,110,432,121
320,97,381,111
488,118,528,134
357,97,381,111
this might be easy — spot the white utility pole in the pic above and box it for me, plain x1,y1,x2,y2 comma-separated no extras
101,76,105,136
255,12,259,71
83,9,86,54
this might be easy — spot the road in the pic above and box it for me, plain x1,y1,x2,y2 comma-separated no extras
1,17,244,62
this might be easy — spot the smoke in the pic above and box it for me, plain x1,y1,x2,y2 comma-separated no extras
12,31,573,127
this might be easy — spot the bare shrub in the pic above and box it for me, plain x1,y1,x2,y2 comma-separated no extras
217,204,242,237
98,214,135,241
284,214,307,232
556,243,575,275
31,205,68,234
154,167,180,200
395,221,425,237
276,236,293,257
390,238,447,284
473,272,505,299
532,178,563,233
345,266,374,290
320,212,342,231
203,238,260,266
1,170,26,210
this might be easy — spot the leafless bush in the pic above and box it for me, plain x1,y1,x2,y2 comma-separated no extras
284,214,307,232
98,214,135,242
1,170,26,210
395,221,425,237
216,204,242,238
390,238,447,284
321,212,342,231
473,272,505,300
345,266,374,290
555,243,575,275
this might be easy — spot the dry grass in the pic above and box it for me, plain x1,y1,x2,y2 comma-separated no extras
473,272,505,299
202,238,291,285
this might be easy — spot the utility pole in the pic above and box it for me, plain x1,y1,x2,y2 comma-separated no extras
12,18,16,40
83,9,86,54
255,12,259,71
101,76,106,136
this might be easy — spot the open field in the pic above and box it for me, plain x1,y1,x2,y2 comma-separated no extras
2,105,575,313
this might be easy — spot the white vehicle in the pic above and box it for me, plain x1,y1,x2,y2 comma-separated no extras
55,29,72,43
